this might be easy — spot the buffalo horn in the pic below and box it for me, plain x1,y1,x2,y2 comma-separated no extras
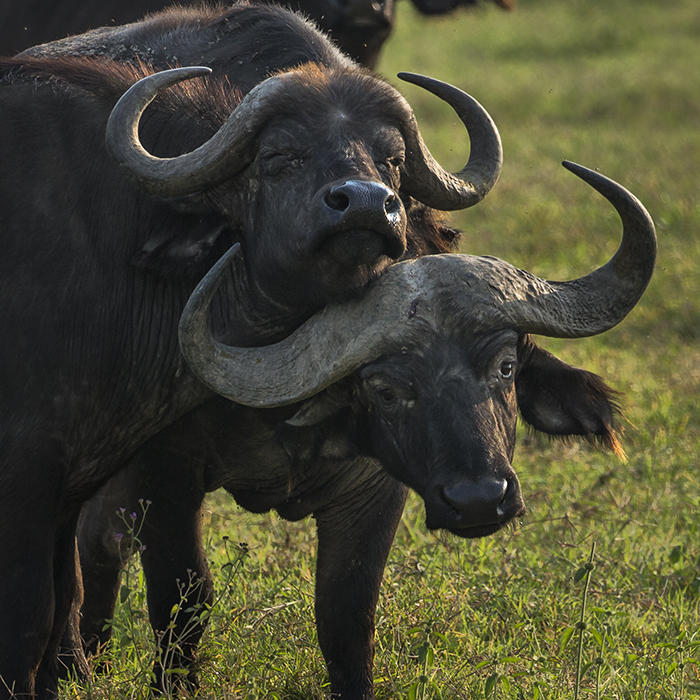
396,72,503,210
178,162,656,407
467,161,657,337
178,242,430,407
106,67,502,207
106,66,301,198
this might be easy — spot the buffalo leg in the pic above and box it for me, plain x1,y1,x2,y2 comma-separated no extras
56,543,90,681
119,439,213,695
76,449,212,693
0,448,70,700
75,474,135,659
0,528,52,699
34,513,87,700
314,462,407,700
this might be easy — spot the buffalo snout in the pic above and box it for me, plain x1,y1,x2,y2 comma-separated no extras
425,471,524,538
443,477,508,521
319,179,407,262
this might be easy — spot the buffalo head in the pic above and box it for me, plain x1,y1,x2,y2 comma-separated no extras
178,161,656,536
106,66,501,308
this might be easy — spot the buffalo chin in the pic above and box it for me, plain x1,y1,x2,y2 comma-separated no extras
447,522,504,539
318,254,394,304
425,509,507,539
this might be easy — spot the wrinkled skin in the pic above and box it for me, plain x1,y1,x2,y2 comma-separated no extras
0,5,480,696
0,0,512,67
71,333,620,698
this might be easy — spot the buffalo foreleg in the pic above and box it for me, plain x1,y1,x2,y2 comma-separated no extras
313,461,407,700
74,474,135,660
0,448,76,700
75,440,212,694
35,516,89,700
126,439,213,695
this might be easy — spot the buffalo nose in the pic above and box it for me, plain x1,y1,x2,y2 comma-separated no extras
442,478,508,526
319,179,407,261
324,180,401,219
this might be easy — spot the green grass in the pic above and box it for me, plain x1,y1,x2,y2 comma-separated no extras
60,0,700,697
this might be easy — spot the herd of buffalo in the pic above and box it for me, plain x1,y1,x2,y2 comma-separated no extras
0,0,656,698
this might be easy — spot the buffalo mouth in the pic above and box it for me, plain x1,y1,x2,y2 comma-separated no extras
311,229,399,302
317,225,406,268
425,509,520,539
442,507,525,539
447,522,507,539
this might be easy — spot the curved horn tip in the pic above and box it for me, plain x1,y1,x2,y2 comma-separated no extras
193,241,243,293
561,160,622,197
562,159,597,181
164,65,213,80
561,160,655,221
397,71,427,85
146,65,213,89
118,67,212,109
110,66,214,115
397,72,446,94
178,241,242,349
182,241,241,308
129,65,213,91
219,240,242,263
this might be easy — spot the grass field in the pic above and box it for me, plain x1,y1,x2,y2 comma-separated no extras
60,0,700,697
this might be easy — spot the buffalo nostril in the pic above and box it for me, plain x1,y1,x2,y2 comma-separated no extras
384,192,400,215
496,481,510,517
324,188,351,212
323,180,399,217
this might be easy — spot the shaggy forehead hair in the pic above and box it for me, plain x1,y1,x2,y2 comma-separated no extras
265,62,410,128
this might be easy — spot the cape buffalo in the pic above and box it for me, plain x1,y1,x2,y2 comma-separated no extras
0,4,502,697
0,0,514,67
70,163,656,698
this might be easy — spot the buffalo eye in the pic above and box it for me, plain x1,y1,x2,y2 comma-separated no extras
360,370,413,414
376,386,397,407
499,362,515,380
375,157,404,177
260,151,304,176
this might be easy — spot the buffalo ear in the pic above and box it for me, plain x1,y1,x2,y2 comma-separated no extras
516,339,625,458
132,221,228,278
132,194,233,278
276,386,359,464
404,200,462,256
283,392,346,428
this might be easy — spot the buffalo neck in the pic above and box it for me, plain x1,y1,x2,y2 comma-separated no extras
206,244,315,349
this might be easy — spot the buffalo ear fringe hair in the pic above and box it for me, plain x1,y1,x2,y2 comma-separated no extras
404,202,462,257
520,422,627,463
516,356,626,462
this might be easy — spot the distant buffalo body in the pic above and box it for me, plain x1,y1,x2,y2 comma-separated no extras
0,4,503,697
0,0,513,67
72,163,656,698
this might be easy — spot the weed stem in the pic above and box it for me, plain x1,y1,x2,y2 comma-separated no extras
574,541,596,700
